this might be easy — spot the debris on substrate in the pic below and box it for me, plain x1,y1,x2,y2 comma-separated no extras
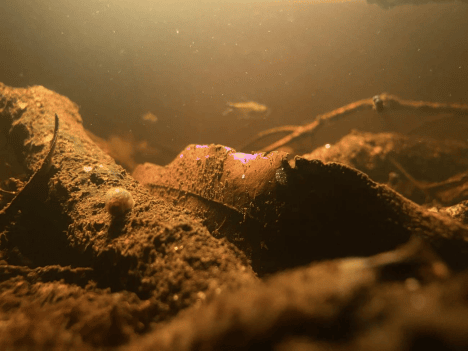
1,83,468,350
303,130,468,207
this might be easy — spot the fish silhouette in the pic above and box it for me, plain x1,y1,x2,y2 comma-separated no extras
222,101,270,119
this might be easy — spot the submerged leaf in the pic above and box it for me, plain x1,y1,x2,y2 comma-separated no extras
134,145,289,273
134,144,468,275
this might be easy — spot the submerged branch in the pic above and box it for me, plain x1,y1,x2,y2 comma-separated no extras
243,93,468,153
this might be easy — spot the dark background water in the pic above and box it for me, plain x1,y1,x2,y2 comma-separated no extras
1,0,467,162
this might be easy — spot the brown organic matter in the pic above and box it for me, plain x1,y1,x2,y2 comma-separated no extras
134,143,468,274
1,83,468,350
0,83,256,348
304,130,468,206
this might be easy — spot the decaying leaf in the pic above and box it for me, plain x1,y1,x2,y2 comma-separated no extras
134,144,468,275
133,144,290,274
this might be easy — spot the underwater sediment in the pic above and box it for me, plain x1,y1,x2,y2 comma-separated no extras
1,83,468,350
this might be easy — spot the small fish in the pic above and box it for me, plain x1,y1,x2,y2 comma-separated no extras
222,101,270,119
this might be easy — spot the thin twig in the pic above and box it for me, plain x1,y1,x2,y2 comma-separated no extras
244,94,468,153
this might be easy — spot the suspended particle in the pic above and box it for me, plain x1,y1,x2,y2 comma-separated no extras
275,167,288,186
